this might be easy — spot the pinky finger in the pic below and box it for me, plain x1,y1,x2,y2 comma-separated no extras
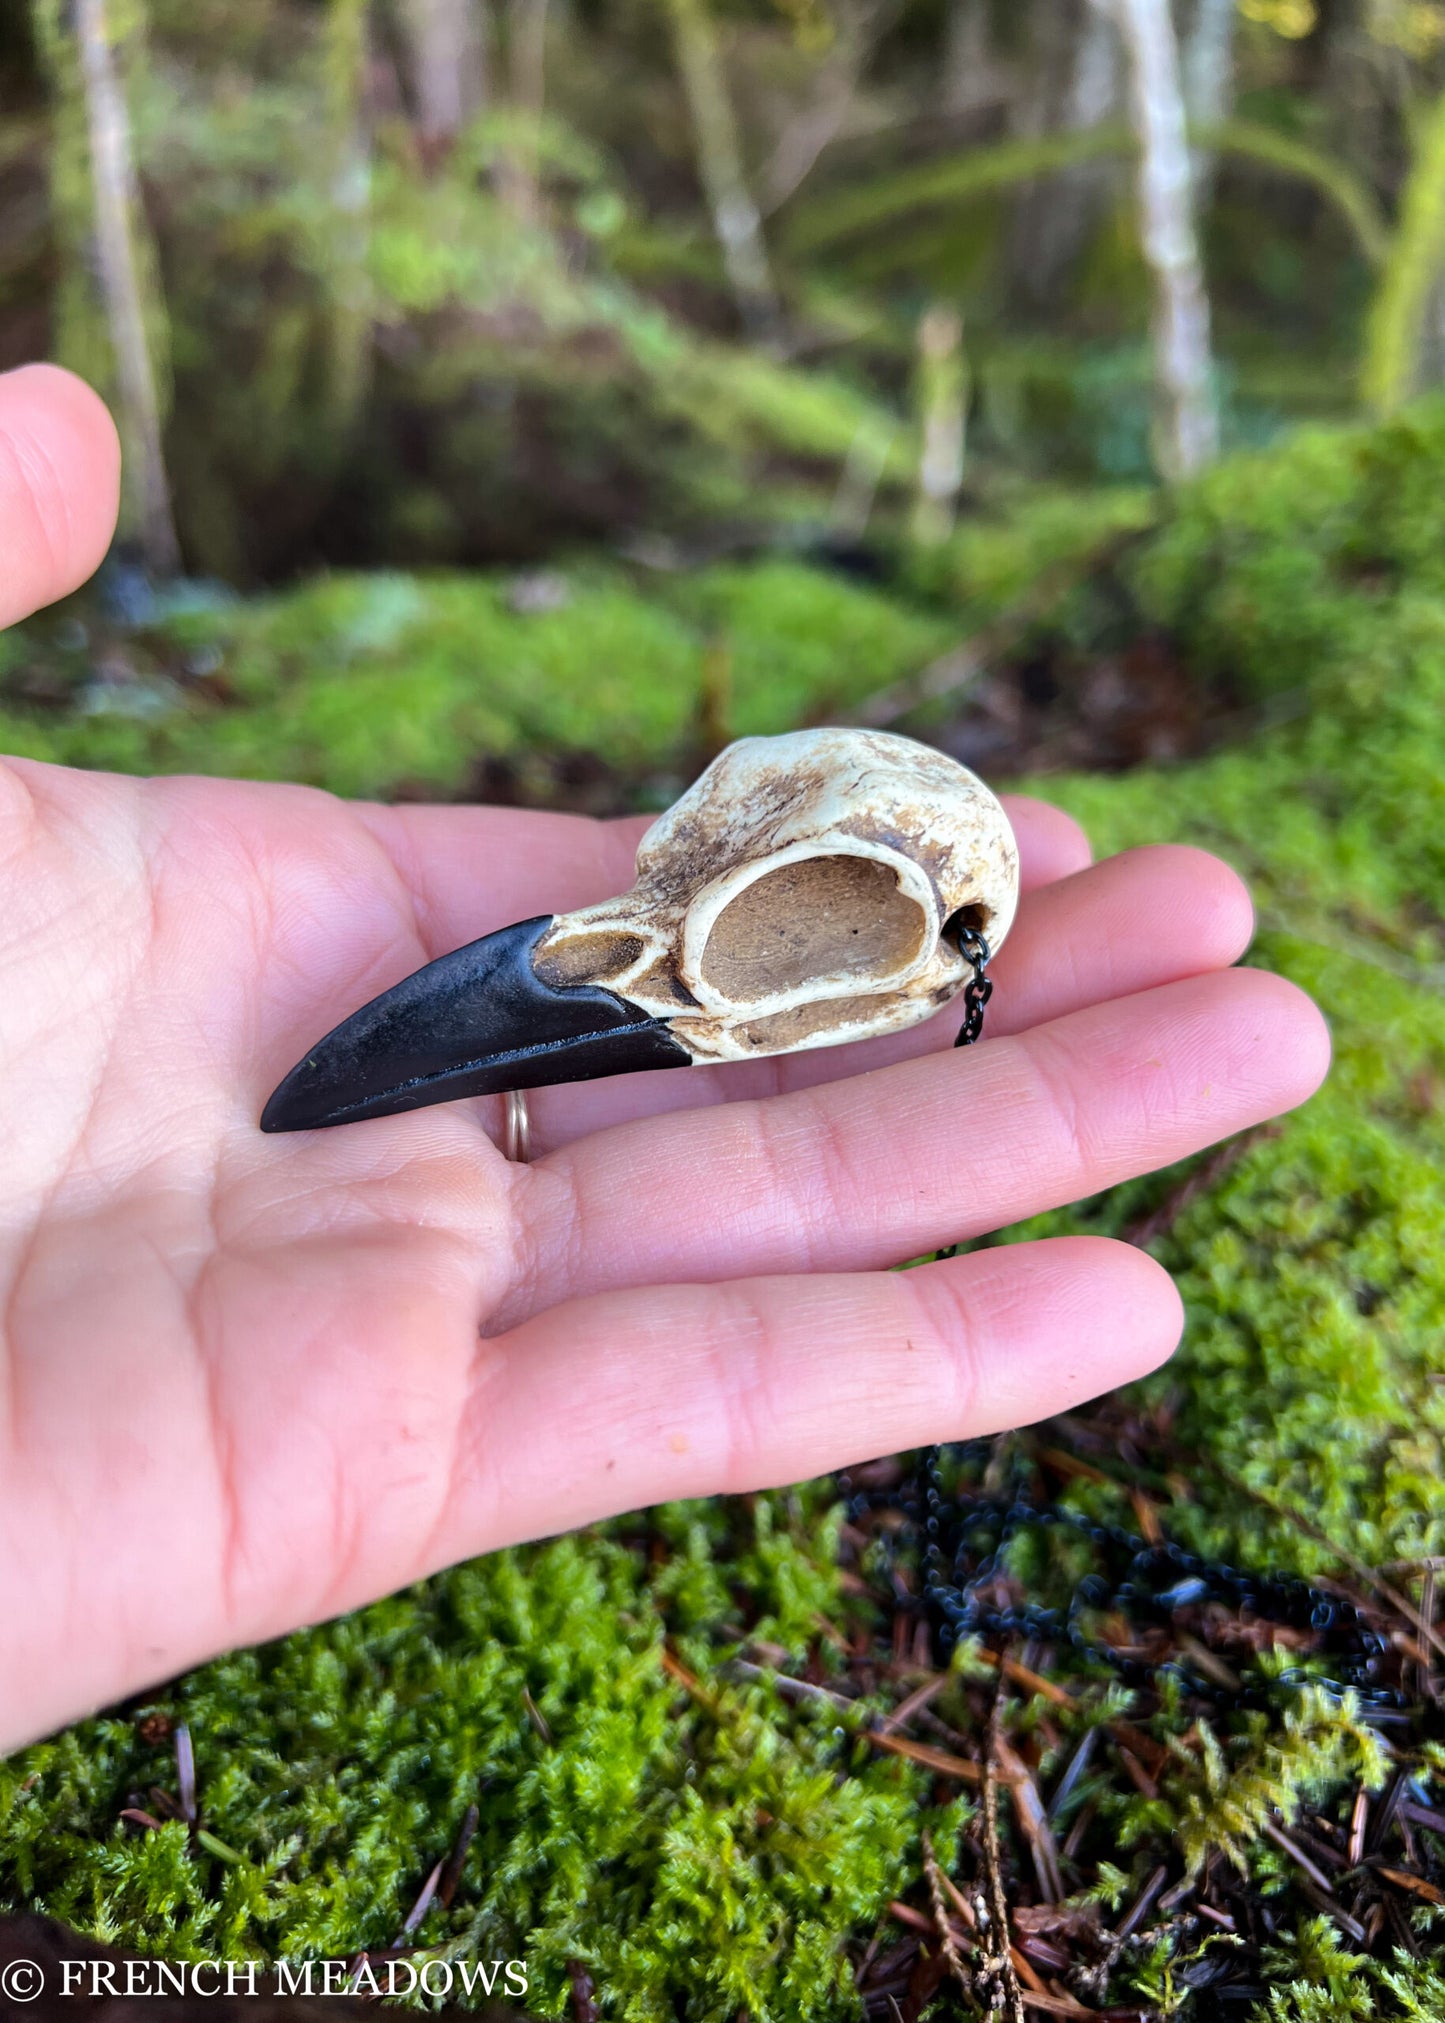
440,1237,1183,1561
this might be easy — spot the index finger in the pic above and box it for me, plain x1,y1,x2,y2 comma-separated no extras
359,792,1092,960
0,364,121,631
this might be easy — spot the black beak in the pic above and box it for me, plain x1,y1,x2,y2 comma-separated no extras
260,915,691,1133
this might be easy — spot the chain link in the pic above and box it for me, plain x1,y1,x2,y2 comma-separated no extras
952,924,993,1049
843,1444,1401,1711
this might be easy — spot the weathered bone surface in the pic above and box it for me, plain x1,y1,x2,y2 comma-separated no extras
259,726,1021,1131
534,727,1019,1063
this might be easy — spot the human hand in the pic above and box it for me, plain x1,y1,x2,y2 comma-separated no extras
0,365,1329,1752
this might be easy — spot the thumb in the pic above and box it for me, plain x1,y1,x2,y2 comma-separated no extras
0,363,122,630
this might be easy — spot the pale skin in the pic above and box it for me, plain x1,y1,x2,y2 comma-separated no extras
0,364,1331,1754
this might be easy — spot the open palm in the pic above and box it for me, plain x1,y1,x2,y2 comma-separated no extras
0,367,1329,1753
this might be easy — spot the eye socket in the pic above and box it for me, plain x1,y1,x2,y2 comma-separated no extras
698,853,929,1000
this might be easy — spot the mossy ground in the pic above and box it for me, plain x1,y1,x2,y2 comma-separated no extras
4,410,1445,2018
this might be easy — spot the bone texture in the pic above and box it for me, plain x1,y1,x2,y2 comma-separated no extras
534,727,1019,1064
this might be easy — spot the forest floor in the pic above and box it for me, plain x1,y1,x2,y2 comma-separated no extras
2,408,1445,2021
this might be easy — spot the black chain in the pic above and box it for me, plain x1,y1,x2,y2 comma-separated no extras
902,926,1399,1708
843,1444,1402,1711
952,924,993,1050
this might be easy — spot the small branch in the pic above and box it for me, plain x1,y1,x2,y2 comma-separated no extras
395,1859,443,1943
983,1691,1026,2023
866,1729,982,1784
437,1803,479,1909
921,1829,972,1999
174,1724,197,1825
1123,1127,1275,1247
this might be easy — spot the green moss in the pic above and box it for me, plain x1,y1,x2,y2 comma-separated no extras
2,561,951,799
0,1509,952,2018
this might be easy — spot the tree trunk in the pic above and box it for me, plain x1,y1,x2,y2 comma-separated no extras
1180,0,1235,200
72,0,181,576
1105,0,1218,479
1362,88,1445,415
322,0,373,431
760,0,888,215
1011,0,1122,309
911,304,967,547
939,0,1008,123
498,0,548,224
665,0,784,349
401,0,487,157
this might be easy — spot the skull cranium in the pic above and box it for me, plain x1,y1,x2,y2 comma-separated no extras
261,727,1019,1132
533,727,1018,1063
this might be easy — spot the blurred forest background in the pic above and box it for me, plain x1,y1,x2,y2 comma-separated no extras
6,0,1445,800
10,4,1445,2020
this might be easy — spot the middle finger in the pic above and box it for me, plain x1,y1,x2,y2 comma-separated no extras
499,965,1327,1326
521,842,1254,1149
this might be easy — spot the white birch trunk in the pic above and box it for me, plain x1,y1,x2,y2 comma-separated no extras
1104,0,1218,479
1181,0,1236,199
74,0,181,575
666,0,784,349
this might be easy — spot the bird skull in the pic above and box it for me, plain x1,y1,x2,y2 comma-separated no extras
261,726,1019,1131
532,727,1019,1063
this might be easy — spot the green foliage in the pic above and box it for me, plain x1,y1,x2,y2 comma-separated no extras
785,115,1386,271
1166,1694,1387,1879
0,1510,950,2019
2,560,950,796
1260,1919,1445,2022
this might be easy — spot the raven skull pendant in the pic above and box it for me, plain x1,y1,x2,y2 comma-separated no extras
260,728,1019,1132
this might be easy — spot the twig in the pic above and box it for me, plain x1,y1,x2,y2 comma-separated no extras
521,1686,553,1744
1123,1129,1274,1247
934,1866,978,1933
437,1804,479,1910
722,1658,856,1711
887,1899,938,1937
983,1690,1026,2023
394,1859,443,1944
993,1734,1064,1902
567,1959,601,2022
921,1829,972,1999
1378,1866,1445,1907
1420,1568,1437,1700
1348,1788,1369,1867
1046,1727,1098,1823
659,1644,722,1714
1112,1863,1167,1942
866,1729,982,1783
971,1644,1079,1710
1399,1797,1445,1835
175,1724,197,1826
877,1672,949,1734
